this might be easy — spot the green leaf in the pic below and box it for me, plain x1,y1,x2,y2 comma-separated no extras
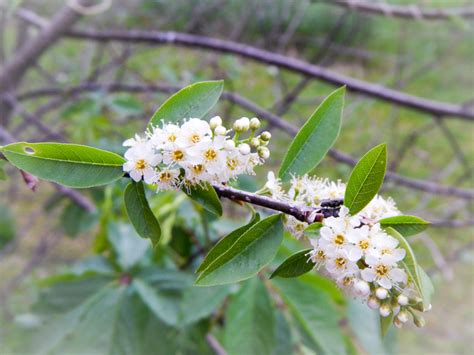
344,143,387,215
133,277,230,327
124,181,161,247
272,276,347,355
184,182,223,217
196,213,260,273
196,214,284,286
380,314,394,338
272,312,293,355
278,87,345,181
107,222,150,270
148,80,224,127
60,202,98,237
380,215,430,237
270,249,313,279
347,300,387,354
385,227,432,310
0,203,15,250
224,278,275,355
0,160,7,181
1,142,125,188
304,222,323,238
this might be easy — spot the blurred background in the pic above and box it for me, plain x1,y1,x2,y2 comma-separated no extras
0,0,473,354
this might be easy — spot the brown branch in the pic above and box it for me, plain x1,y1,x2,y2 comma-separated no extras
331,1,474,21
9,82,474,200
49,30,474,120
12,9,474,120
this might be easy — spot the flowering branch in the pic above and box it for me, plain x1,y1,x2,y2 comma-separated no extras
212,184,342,223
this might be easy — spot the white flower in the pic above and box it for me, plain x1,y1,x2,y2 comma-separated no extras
123,144,161,183
345,225,372,261
176,118,211,148
209,115,222,129
123,133,146,147
361,254,407,289
284,216,307,239
152,168,180,191
369,225,406,260
360,195,400,224
319,207,360,254
325,249,359,277
308,239,327,269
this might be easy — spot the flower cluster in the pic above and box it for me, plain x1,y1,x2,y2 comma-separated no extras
123,116,271,191
265,173,430,328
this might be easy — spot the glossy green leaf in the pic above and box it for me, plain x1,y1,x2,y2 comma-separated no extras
196,213,260,273
124,181,161,247
344,143,387,215
278,87,345,181
270,249,313,279
1,142,125,188
304,222,323,238
184,182,223,216
148,80,224,127
272,276,347,355
224,278,275,355
380,215,430,237
386,227,432,310
196,214,284,286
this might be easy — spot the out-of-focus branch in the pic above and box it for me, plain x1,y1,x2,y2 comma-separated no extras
9,82,474,200
11,10,474,120
330,1,474,21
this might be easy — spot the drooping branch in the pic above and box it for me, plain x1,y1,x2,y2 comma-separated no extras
330,1,474,21
10,82,474,200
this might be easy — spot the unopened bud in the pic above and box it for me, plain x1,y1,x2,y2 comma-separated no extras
392,305,400,315
354,280,370,297
393,317,403,329
367,296,380,309
413,314,426,328
249,117,261,130
379,304,391,317
224,140,236,151
238,143,251,155
397,294,409,306
250,137,260,147
214,126,227,136
375,287,388,300
260,131,271,141
257,146,270,159
397,310,409,323
210,116,222,129
234,117,250,132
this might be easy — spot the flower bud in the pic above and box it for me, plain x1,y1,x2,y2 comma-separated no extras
257,146,270,159
392,305,400,315
354,280,370,297
210,116,222,129
238,143,251,155
234,117,250,132
250,137,260,147
379,304,391,317
397,310,409,323
224,140,236,151
367,296,380,309
393,317,403,329
249,117,261,130
413,314,426,328
375,287,388,300
397,294,409,306
260,131,271,141
214,126,227,136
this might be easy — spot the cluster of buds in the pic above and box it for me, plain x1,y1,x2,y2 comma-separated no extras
265,173,431,328
122,116,271,191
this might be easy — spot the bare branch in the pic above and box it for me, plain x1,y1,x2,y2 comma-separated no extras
35,29,473,120
331,1,474,21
